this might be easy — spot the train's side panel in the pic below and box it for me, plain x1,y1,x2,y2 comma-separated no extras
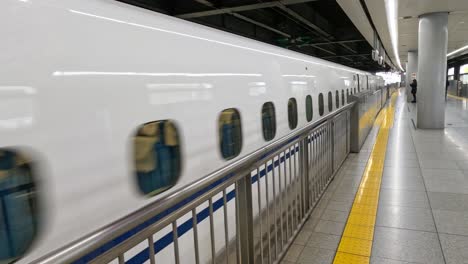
1,0,370,262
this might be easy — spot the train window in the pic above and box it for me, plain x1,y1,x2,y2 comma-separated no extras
219,108,242,160
335,91,339,109
288,98,298,129
306,95,313,122
0,149,38,262
318,93,324,116
342,90,345,106
354,88,357,94
328,92,333,112
261,102,276,141
133,120,181,196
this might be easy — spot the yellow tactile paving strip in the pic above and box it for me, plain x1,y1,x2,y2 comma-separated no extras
333,92,398,264
448,94,468,101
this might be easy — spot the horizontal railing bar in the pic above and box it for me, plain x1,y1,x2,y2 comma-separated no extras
31,102,355,264
251,139,301,171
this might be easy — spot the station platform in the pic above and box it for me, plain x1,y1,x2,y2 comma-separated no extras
283,89,468,264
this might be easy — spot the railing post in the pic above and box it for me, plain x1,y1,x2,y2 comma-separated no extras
330,120,335,175
347,110,351,154
301,138,309,214
236,175,254,264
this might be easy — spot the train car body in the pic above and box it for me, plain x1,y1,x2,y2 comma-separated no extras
0,0,385,263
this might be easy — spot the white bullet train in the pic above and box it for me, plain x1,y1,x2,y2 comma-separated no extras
0,0,385,263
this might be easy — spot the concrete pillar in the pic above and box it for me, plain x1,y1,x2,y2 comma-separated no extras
417,12,448,129
406,51,418,102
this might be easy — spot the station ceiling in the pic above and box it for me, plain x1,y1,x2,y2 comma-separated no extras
119,0,390,72
361,0,468,68
398,0,468,61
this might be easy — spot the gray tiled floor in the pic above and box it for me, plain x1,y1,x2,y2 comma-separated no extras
433,210,468,236
320,209,349,222
283,91,468,263
376,205,436,232
439,233,468,264
379,189,430,208
374,93,468,263
428,192,468,211
372,227,444,264
370,256,413,264
314,220,346,236
306,232,341,250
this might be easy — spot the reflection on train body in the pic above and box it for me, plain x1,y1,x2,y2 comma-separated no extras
134,121,181,196
219,109,242,160
0,150,38,263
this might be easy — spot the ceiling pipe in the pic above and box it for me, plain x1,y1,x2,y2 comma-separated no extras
178,0,320,19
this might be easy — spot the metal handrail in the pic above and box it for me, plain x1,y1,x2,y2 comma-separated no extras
32,102,355,264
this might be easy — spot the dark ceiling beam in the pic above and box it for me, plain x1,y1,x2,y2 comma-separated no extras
231,13,292,38
194,0,214,7
276,3,331,38
295,39,366,47
338,43,357,54
275,3,362,56
178,0,320,19
271,6,339,56
314,39,366,45
190,0,340,56
191,0,291,38
327,56,353,62
117,0,171,14
320,53,371,59
308,45,336,55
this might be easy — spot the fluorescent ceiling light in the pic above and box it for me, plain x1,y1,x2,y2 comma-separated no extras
385,0,404,72
447,45,468,57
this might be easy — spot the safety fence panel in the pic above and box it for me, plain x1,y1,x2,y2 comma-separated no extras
32,107,353,264
332,111,350,174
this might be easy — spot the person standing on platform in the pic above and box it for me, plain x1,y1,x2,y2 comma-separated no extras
410,79,417,103
446,79,449,100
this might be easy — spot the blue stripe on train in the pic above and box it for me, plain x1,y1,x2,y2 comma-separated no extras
73,134,319,263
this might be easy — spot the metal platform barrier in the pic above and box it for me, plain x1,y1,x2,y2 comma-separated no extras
33,104,354,264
